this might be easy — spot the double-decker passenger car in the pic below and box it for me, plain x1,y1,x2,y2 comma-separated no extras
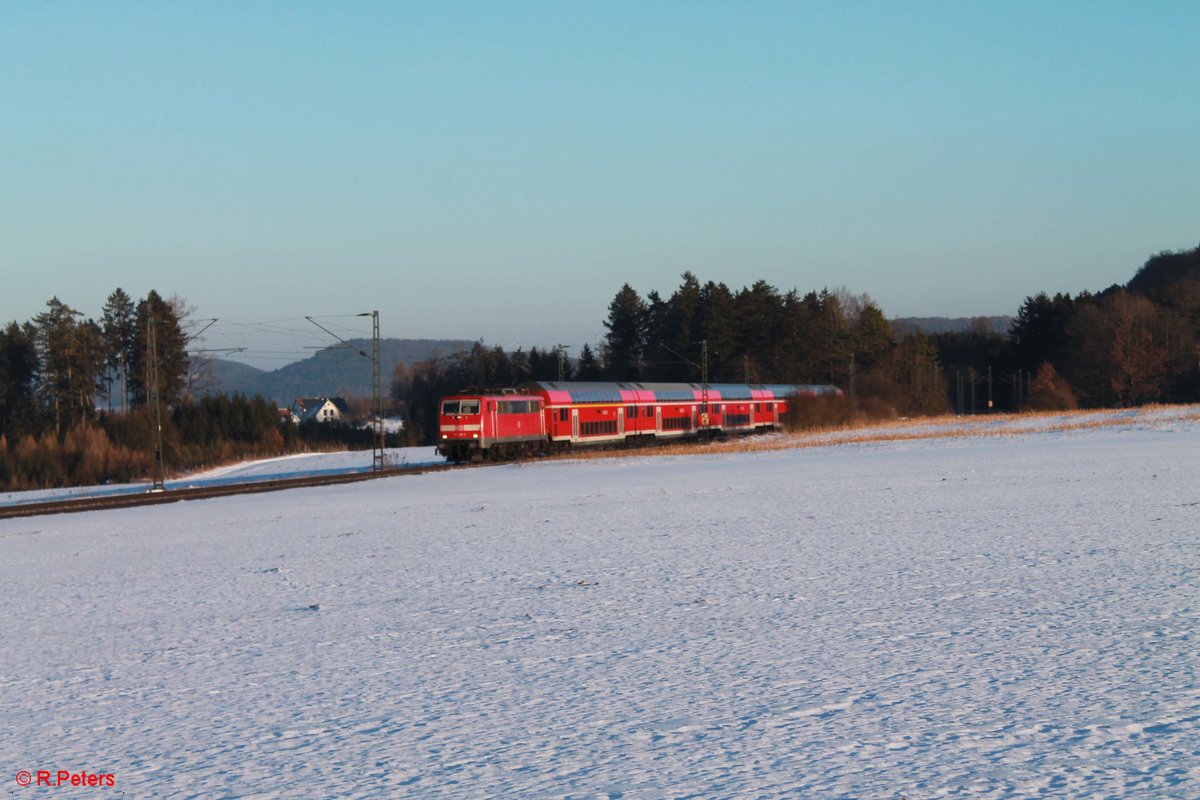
437,381,841,462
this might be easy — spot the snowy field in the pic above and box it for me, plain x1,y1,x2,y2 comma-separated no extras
2,410,1198,798
0,447,440,508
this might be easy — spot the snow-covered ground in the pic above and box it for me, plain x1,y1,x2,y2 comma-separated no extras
185,445,440,481
0,447,440,508
2,409,1198,798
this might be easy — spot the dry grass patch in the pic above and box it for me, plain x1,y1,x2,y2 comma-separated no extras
550,404,1200,463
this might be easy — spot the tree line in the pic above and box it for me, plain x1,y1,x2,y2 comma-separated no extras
594,273,945,416
5,243,1198,483
392,273,948,443
0,289,385,490
1,289,189,440
393,244,1200,443
924,244,1200,411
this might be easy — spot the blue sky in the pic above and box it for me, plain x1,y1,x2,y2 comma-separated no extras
2,1,1197,366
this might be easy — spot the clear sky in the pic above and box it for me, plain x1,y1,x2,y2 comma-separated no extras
3,1,1197,367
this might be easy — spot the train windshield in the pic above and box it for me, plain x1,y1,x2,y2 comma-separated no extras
442,400,480,415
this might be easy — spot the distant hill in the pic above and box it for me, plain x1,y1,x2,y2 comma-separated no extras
197,338,472,407
890,316,1012,336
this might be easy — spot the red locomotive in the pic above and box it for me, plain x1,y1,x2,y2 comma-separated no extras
437,381,841,462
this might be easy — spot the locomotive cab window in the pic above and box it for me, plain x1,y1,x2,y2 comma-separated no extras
443,400,479,415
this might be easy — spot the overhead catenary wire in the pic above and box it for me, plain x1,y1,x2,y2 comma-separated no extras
187,315,379,368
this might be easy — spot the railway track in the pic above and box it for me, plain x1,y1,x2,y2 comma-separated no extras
1,434,751,521
0,463,458,520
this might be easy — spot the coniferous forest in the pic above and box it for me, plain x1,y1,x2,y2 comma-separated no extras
394,244,1200,443
2,244,1198,488
0,288,396,490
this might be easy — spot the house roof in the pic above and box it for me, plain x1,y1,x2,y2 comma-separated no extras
294,396,350,411
294,396,351,422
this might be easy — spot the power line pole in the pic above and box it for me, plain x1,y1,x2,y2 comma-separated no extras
555,344,571,383
701,339,709,439
363,310,383,473
149,319,166,491
306,312,384,473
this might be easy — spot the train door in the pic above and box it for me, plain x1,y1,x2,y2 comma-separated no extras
571,408,579,441
655,405,662,433
617,406,624,436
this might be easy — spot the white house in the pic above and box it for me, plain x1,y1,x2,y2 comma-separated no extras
292,397,352,424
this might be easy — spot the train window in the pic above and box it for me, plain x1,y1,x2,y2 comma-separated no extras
755,403,761,412
443,400,481,415
766,403,774,412
498,400,531,414
626,405,636,418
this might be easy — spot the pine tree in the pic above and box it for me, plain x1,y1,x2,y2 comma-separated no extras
575,343,602,380
733,281,784,381
1010,292,1076,372
696,281,736,380
854,301,896,371
100,288,136,411
31,297,106,434
130,291,190,408
640,290,672,380
602,284,647,379
0,322,41,439
509,348,531,384
657,272,703,381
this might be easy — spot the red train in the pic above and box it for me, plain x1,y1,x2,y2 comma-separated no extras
436,380,842,462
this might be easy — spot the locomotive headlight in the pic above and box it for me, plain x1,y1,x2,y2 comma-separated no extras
473,433,479,438
442,434,448,439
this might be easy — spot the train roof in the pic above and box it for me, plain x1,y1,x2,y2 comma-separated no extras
444,389,541,401
520,381,840,404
